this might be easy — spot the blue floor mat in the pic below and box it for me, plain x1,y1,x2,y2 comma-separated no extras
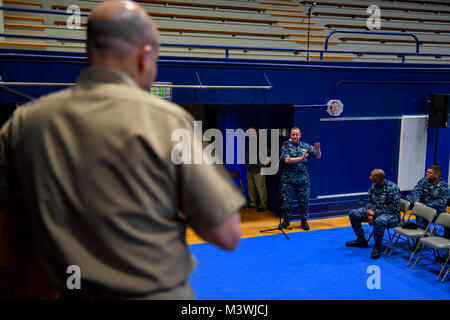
188,226,449,300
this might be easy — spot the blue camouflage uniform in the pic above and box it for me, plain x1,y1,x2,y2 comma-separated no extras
349,179,401,246
407,178,449,238
280,139,318,220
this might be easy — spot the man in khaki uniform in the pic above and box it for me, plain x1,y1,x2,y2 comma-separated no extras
0,0,244,299
245,124,269,212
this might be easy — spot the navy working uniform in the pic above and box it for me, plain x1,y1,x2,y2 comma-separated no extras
407,178,449,238
280,139,318,221
349,179,401,246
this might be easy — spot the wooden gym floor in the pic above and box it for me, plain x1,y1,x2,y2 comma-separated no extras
186,208,352,245
186,207,450,245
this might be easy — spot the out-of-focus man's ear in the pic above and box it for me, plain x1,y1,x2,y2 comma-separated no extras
138,44,152,71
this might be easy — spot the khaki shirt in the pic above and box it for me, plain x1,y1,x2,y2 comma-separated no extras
0,67,245,297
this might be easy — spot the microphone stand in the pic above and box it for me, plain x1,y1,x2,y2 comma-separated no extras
300,2,315,61
260,200,292,240
259,158,292,240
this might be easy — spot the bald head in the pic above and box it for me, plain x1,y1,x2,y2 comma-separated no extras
370,169,385,185
372,169,385,179
87,0,160,89
88,0,158,58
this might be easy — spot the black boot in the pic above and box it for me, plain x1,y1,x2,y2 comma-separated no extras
346,235,368,248
371,244,381,259
301,219,310,231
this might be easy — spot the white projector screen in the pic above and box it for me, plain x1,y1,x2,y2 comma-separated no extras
397,115,428,191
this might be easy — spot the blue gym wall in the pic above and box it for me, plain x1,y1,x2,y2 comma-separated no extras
1,49,449,217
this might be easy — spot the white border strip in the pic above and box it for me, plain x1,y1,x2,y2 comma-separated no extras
400,115,428,119
318,192,368,199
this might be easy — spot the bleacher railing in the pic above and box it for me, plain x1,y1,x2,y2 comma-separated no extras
3,31,450,63
1,5,450,64
323,30,421,63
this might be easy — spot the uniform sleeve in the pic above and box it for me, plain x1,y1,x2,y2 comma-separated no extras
305,143,317,157
409,179,425,203
179,163,245,230
366,185,375,211
425,183,449,213
376,184,401,216
280,142,289,160
175,118,245,230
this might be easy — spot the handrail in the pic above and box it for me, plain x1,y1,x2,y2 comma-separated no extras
322,30,420,62
0,81,272,89
0,32,344,56
0,33,85,42
0,83,34,100
0,5,89,16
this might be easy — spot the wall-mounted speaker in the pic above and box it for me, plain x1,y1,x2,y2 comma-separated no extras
428,94,450,128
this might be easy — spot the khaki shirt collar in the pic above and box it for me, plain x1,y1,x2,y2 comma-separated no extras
76,66,140,88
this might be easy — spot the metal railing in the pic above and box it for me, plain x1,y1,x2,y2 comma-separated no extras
0,72,273,90
322,30,421,63
0,5,89,16
3,32,450,64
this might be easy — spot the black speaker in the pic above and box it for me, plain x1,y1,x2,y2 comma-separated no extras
428,94,450,128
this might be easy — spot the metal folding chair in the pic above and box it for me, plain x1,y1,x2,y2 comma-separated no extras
412,213,450,281
384,204,436,265
442,263,450,282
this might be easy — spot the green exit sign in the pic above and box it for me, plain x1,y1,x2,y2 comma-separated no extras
151,82,172,100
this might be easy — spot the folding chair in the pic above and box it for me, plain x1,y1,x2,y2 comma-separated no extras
228,170,248,210
412,213,450,282
367,199,410,254
385,204,436,265
442,264,449,282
